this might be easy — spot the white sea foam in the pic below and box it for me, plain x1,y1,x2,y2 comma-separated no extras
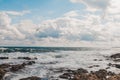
0,48,120,80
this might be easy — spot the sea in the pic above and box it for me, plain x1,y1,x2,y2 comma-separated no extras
0,46,120,80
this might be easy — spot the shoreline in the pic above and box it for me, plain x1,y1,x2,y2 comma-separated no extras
0,53,120,80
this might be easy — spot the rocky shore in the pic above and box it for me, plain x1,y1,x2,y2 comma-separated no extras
0,53,120,80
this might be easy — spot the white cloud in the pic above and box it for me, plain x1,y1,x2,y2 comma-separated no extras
64,11,79,17
0,7,120,47
4,10,30,16
70,0,110,12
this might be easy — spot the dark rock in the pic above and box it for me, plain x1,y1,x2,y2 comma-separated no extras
88,65,100,68
110,53,120,59
19,76,41,80
0,63,11,69
74,68,88,74
93,59,102,61
107,71,115,76
113,59,120,62
115,64,120,69
0,57,9,59
94,69,107,80
106,67,110,69
17,57,37,60
107,74,120,80
93,59,97,61
25,61,35,65
59,73,71,79
0,68,7,80
10,63,25,72
72,73,100,80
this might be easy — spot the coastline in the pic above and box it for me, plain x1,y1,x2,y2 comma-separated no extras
0,48,120,80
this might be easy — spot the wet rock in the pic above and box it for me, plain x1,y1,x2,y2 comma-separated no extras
59,73,71,79
19,76,41,80
107,74,120,80
110,53,120,59
107,71,115,76
115,64,120,69
24,61,35,65
88,65,100,68
113,59,120,62
17,57,37,60
93,59,103,61
72,73,100,80
93,59,98,61
0,63,11,69
0,57,9,59
10,63,25,72
106,67,110,69
93,69,108,80
40,61,58,65
0,68,7,80
74,68,88,74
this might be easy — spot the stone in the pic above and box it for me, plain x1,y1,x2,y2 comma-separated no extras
19,76,41,80
94,69,107,80
74,68,88,74
0,63,11,69
0,57,9,59
59,73,71,79
110,53,120,59
10,63,25,72
0,68,7,80
17,57,37,60
107,74,120,80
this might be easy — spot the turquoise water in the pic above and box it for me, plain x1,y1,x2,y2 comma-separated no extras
0,46,103,53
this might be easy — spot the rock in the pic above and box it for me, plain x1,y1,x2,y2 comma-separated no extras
0,57,9,59
19,76,41,80
72,73,100,80
59,73,71,79
93,59,103,61
115,64,120,69
26,61,35,65
110,53,120,59
93,59,97,61
107,74,120,80
74,68,88,74
113,59,120,62
106,67,110,69
0,68,7,80
17,57,37,60
88,65,100,68
107,71,115,76
87,74,100,80
0,63,11,69
10,63,25,72
94,69,107,80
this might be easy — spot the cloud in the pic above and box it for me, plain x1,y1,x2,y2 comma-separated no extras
36,15,109,42
4,10,30,16
70,0,110,12
63,11,79,17
0,11,26,40
0,8,120,47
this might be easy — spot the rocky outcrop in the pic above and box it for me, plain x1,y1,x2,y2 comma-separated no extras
17,57,37,60
0,68,7,80
0,57,9,60
19,76,41,80
110,53,120,59
59,68,120,80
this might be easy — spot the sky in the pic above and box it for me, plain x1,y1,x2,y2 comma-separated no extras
0,0,120,47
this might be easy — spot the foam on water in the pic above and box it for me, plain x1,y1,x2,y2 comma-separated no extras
0,48,120,80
